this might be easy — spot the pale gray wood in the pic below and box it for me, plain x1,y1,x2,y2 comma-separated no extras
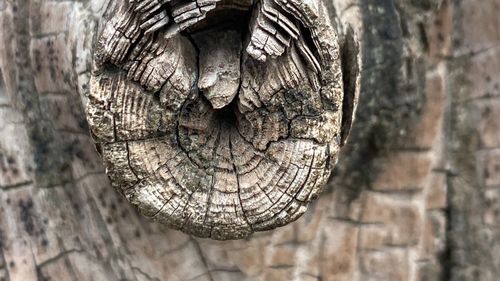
87,0,360,239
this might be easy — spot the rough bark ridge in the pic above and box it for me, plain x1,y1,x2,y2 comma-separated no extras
86,0,360,239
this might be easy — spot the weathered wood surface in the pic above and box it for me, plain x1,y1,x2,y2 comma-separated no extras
87,0,359,239
0,0,498,280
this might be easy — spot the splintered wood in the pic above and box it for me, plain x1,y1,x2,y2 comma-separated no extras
88,0,360,239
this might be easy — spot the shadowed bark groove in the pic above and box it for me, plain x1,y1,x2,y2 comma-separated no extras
87,0,360,239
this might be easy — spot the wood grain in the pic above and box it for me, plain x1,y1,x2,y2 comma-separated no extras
88,0,360,239
3,0,495,280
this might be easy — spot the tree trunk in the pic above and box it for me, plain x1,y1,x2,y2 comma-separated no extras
0,0,498,280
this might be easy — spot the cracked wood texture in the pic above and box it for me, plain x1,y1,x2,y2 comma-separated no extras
87,0,358,240
0,0,499,280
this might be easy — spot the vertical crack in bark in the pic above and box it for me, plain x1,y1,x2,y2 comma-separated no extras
87,0,359,239
190,238,215,281
12,0,74,188
441,168,454,281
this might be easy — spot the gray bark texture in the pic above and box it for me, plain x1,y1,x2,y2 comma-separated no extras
0,0,498,280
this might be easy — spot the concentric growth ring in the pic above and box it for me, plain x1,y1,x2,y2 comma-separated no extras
87,0,358,239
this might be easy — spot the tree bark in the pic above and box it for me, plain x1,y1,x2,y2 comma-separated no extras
0,0,498,281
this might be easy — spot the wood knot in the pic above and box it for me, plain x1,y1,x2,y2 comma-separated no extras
87,0,360,239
